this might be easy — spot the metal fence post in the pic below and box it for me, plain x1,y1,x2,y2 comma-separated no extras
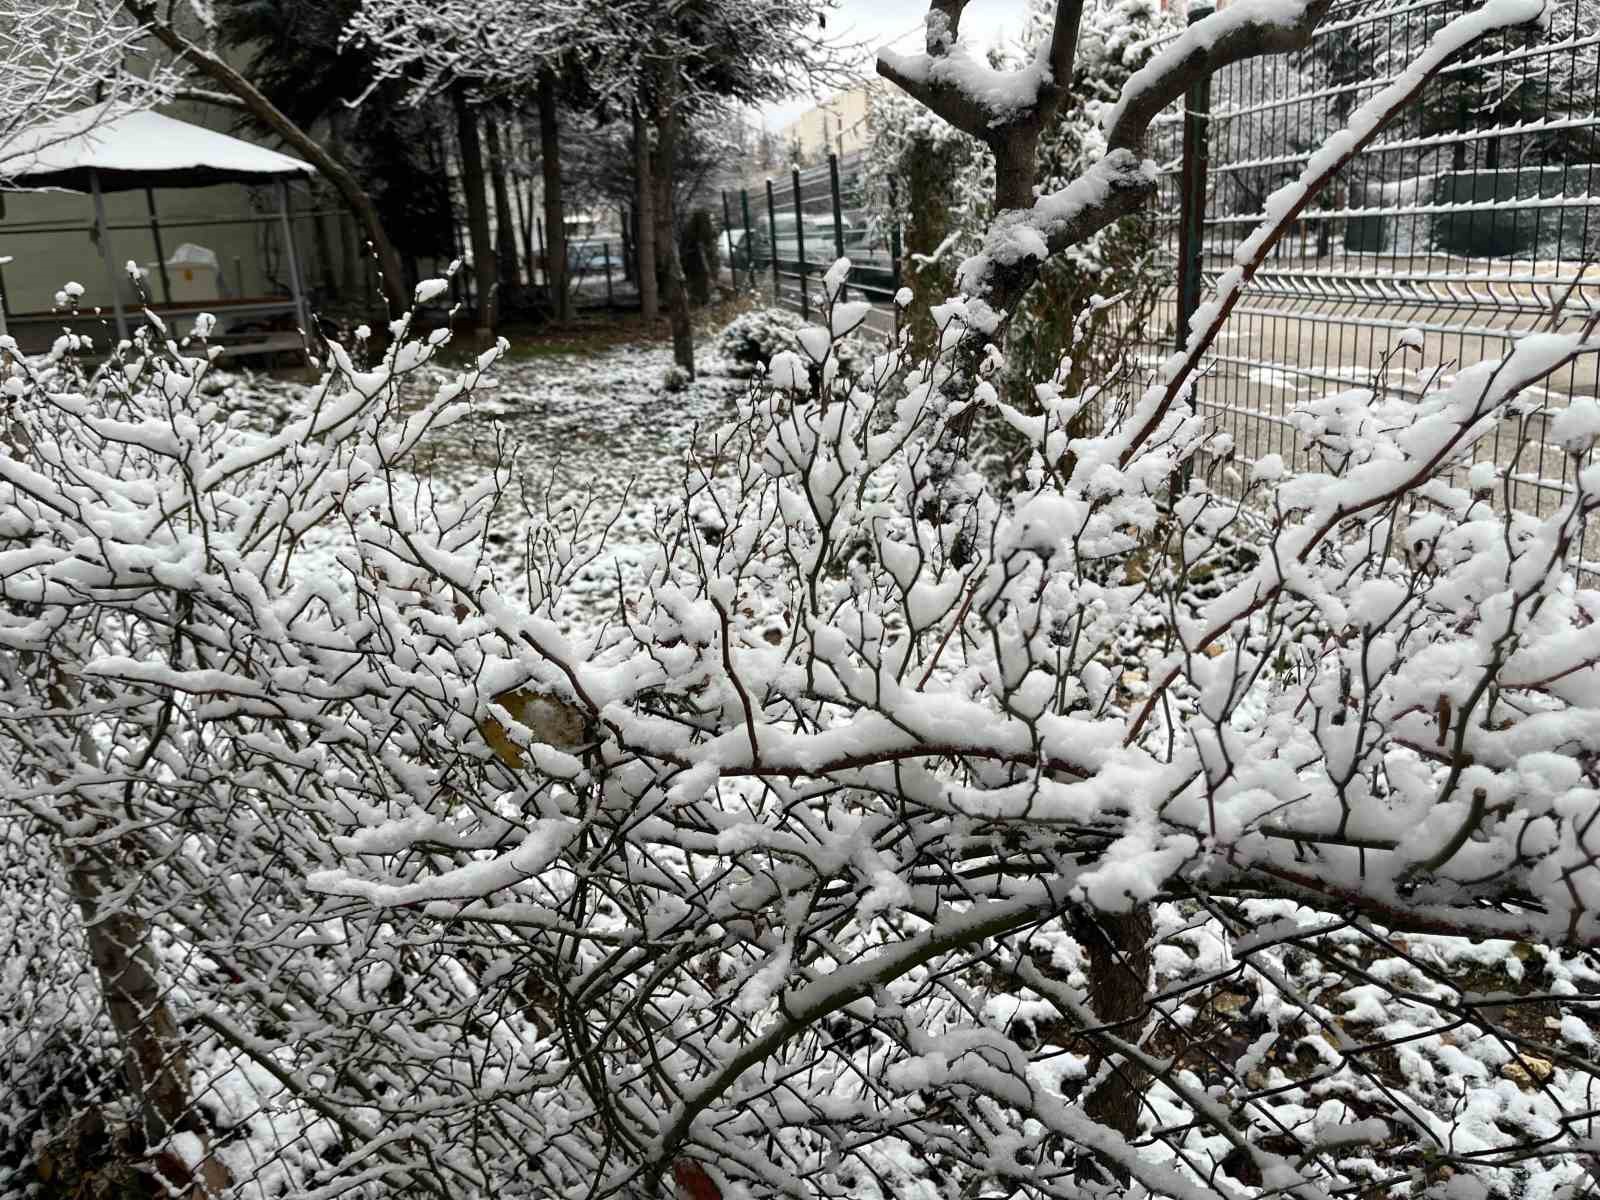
145,187,172,306
829,152,847,301
792,165,809,321
765,179,780,302
889,176,903,296
740,189,756,291
1175,2,1213,353
720,190,737,292
1174,2,1215,500
619,205,632,281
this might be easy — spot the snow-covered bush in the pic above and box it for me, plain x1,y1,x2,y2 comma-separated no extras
3,3,1597,1200
0,270,510,1198
714,305,810,374
715,302,869,381
661,362,694,392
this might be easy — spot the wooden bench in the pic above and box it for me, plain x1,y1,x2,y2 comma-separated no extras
208,331,306,361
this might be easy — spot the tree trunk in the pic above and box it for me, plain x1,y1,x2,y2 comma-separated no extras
537,73,570,321
327,111,359,299
69,847,196,1143
1074,907,1153,1184
520,121,538,284
24,655,211,1168
649,80,694,376
120,0,408,318
993,129,1042,212
485,114,519,290
512,168,533,288
633,102,659,324
454,87,497,340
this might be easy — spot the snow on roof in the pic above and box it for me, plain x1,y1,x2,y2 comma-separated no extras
0,102,315,193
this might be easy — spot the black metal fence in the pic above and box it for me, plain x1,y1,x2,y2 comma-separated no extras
721,3,1599,561
720,151,901,333
1149,0,1600,547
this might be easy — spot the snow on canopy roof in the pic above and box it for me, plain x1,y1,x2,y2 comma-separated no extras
1,103,315,193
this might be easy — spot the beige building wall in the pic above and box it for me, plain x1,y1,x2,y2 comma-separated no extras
775,84,880,164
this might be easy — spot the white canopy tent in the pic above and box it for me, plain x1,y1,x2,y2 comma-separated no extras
1,104,316,342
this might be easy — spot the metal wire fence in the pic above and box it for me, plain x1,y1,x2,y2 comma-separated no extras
720,151,901,336
724,3,1600,567
1144,0,1600,561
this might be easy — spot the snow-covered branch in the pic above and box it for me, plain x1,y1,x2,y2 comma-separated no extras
5,3,1599,1196
0,1,180,177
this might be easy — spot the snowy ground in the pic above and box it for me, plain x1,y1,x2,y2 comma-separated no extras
426,343,747,625
214,338,749,633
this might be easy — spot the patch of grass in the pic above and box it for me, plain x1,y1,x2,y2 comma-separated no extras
438,292,767,366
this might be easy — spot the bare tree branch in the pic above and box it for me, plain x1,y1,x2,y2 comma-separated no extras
1104,0,1334,153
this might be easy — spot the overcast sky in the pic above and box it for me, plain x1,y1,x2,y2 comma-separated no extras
761,0,1033,128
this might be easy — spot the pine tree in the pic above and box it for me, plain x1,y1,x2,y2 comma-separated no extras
214,0,453,296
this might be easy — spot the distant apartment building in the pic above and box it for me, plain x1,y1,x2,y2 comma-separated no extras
774,84,880,164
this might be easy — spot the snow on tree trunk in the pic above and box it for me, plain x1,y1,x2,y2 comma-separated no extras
69,851,195,1144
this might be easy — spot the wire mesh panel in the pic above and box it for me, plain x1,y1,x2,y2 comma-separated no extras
1144,0,1600,562
726,152,901,336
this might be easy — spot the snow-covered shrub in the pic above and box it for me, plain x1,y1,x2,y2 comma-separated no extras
4,4,1595,1200
0,267,510,1198
660,363,693,393
716,302,870,383
714,305,809,374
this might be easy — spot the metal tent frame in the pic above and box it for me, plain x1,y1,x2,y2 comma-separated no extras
1,105,316,343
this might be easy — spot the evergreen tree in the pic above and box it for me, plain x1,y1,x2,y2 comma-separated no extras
214,0,454,292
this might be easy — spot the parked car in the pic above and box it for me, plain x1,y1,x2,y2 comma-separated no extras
565,237,623,275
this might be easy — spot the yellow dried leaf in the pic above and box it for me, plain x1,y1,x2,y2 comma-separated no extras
479,688,588,768
1501,1056,1554,1087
